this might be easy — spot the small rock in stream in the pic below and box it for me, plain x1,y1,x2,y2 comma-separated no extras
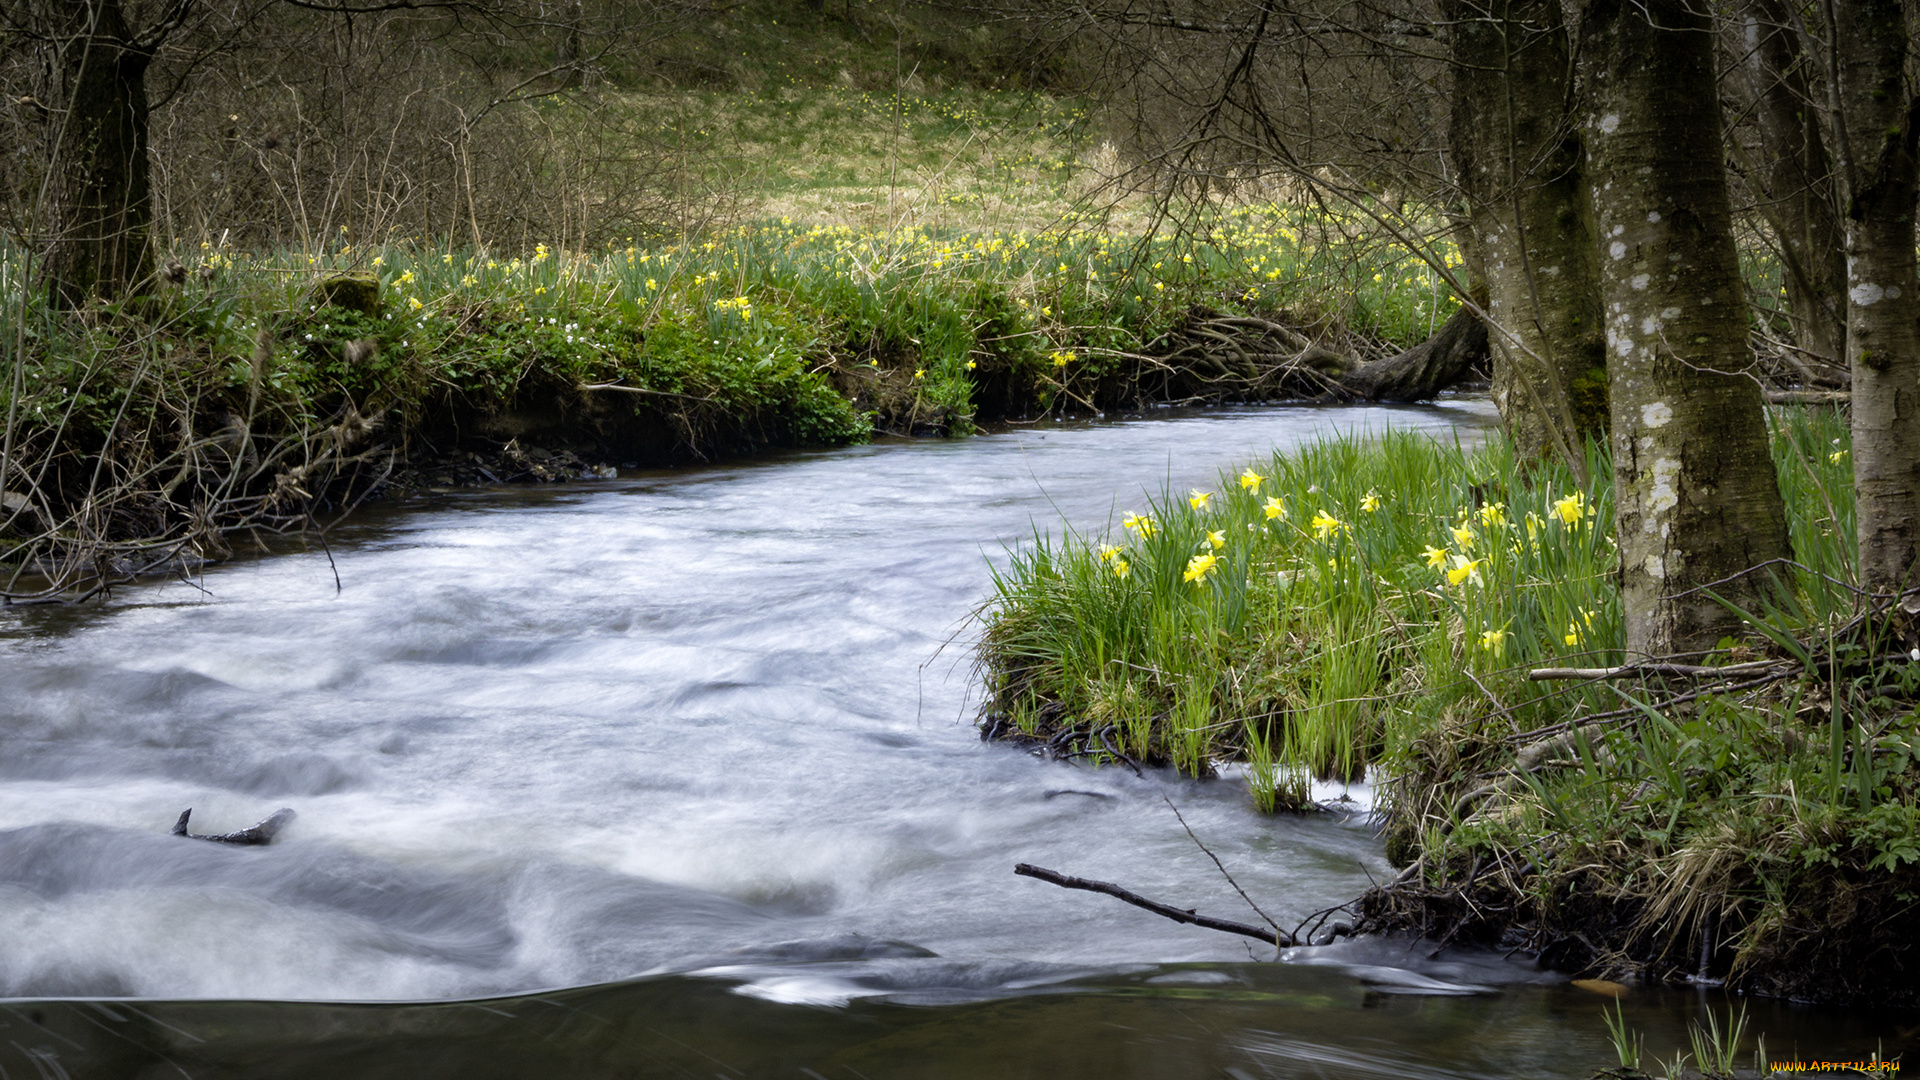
170,807,296,845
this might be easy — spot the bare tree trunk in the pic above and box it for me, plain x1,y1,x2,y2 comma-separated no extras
1579,0,1790,658
1736,0,1850,385
1447,0,1607,463
41,0,157,308
1831,0,1920,596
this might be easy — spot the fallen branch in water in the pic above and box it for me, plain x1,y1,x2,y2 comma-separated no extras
1014,863,1295,946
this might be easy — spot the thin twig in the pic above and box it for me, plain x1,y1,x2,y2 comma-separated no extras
1163,795,1282,935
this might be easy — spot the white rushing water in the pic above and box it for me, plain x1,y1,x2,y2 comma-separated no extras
0,401,1498,1002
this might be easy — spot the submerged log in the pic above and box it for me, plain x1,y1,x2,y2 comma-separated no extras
170,807,295,845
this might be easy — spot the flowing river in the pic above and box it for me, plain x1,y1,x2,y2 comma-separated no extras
0,401,1906,1077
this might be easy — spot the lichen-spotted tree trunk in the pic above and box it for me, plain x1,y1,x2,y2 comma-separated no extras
41,0,158,308
1446,0,1607,464
1832,0,1920,597
1578,0,1790,657
1736,0,1850,385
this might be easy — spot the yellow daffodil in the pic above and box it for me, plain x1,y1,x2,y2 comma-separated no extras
1112,558,1131,579
1098,544,1122,562
1421,545,1448,569
1183,552,1219,584
1050,350,1073,367
1189,489,1213,510
1263,496,1287,520
1478,502,1507,528
1361,490,1381,513
1206,529,1225,550
1310,511,1344,539
1830,449,1848,465
1239,468,1265,492
1446,555,1483,587
1480,626,1509,657
914,369,925,379
1451,523,1476,550
407,296,423,311
966,360,977,370
1552,491,1586,526
1565,623,1581,646
1123,513,1156,539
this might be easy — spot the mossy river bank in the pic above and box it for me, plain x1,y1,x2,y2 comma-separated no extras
0,403,1906,1077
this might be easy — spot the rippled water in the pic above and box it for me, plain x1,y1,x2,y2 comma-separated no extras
2,400,1909,1076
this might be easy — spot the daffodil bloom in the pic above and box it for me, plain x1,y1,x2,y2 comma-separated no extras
1239,468,1265,491
1361,490,1381,513
1183,552,1219,584
398,270,415,285
1830,449,1848,465
966,360,977,370
1421,545,1448,569
1450,523,1476,550
1310,511,1343,539
1112,558,1131,579
1524,511,1542,542
914,369,925,379
1098,544,1122,562
1206,530,1225,550
1446,555,1483,587
1123,513,1156,539
1479,627,1509,657
1189,489,1212,510
1478,502,1507,527
1050,350,1073,367
1263,496,1287,520
1564,623,1581,646
407,296,423,311
1552,491,1586,526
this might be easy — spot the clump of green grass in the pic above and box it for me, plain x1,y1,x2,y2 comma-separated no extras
981,405,1920,1004
978,428,1620,805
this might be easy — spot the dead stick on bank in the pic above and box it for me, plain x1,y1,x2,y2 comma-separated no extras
1014,863,1295,947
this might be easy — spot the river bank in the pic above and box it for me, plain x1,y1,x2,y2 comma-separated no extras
1,212,1472,602
976,406,1920,1010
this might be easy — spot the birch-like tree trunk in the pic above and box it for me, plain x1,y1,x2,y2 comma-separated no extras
1832,0,1920,597
1447,0,1607,464
1579,0,1790,657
